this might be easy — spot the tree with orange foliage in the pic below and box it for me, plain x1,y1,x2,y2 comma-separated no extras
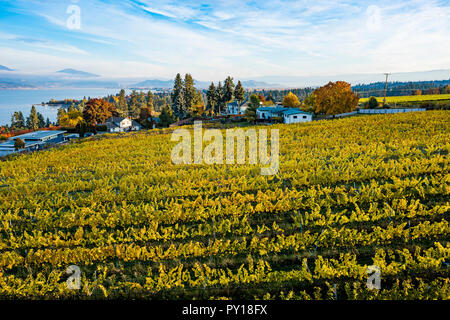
313,81,359,116
282,92,301,108
82,98,117,126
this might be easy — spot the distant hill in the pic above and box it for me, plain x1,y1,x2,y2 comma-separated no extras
131,79,174,89
57,68,99,77
130,79,278,89
0,65,14,71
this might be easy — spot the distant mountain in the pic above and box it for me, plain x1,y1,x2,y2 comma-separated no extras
0,65,14,71
130,79,278,89
57,68,99,77
131,79,174,88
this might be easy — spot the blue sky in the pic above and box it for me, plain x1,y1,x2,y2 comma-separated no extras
0,0,449,80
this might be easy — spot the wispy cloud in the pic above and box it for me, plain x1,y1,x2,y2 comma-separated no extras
0,0,448,80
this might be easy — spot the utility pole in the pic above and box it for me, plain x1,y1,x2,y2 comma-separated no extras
383,73,391,105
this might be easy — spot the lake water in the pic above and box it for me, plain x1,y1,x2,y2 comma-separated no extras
0,88,126,126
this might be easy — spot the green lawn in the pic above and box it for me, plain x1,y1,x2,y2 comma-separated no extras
359,94,450,104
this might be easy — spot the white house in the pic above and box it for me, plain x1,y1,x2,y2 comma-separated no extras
105,117,141,133
226,101,248,115
256,107,313,124
282,109,313,124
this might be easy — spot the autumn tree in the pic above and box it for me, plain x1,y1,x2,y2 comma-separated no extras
59,109,84,127
314,81,359,116
301,93,316,113
190,90,205,117
83,98,117,126
282,92,300,108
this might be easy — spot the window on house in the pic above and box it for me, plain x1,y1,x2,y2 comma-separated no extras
303,116,307,119
293,116,297,119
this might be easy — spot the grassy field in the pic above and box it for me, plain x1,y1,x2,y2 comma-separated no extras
359,94,450,104
0,111,449,299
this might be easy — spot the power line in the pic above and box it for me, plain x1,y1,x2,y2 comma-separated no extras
383,73,391,105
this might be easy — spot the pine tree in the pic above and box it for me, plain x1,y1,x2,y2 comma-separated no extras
117,89,128,115
17,111,25,128
159,104,175,127
171,73,184,117
245,94,260,123
37,113,45,128
223,76,235,115
216,81,224,114
128,90,139,118
26,105,39,130
45,118,51,128
234,80,245,114
183,73,196,117
206,82,218,115
146,91,154,111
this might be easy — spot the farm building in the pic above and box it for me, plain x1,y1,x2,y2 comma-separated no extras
105,117,141,133
0,130,67,157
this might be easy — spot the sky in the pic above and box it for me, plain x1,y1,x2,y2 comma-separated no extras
0,0,449,81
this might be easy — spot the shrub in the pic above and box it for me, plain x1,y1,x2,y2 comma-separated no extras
14,138,25,151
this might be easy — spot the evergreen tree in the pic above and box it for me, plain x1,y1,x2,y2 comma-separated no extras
171,73,184,117
146,91,154,111
216,81,224,114
223,76,235,115
183,73,196,117
234,80,245,114
26,105,39,130
117,89,128,115
244,94,260,123
11,112,18,129
159,104,175,127
128,90,139,118
37,113,45,128
206,82,218,115
45,118,51,128
17,111,25,128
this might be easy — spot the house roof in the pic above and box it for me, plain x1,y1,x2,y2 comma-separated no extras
257,106,313,116
257,106,287,113
131,120,141,127
227,100,248,107
282,109,313,116
11,130,66,141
